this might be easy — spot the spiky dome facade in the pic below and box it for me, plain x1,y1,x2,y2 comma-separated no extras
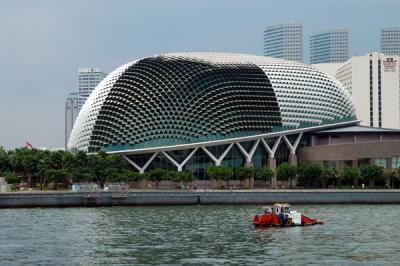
68,52,355,152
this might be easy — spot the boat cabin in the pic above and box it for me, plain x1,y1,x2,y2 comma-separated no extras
263,203,291,214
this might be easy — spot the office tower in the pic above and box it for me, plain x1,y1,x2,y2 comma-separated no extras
263,22,303,62
78,68,107,110
65,92,79,150
330,53,399,129
310,29,349,64
381,26,400,55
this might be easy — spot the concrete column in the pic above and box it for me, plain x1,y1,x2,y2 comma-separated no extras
385,158,393,188
244,161,253,168
370,158,375,166
311,135,316,147
350,160,358,186
335,161,341,172
267,158,277,188
243,161,254,188
267,158,276,170
288,154,298,166
387,157,392,170
250,177,255,189
288,154,298,188
335,161,342,187
385,177,391,188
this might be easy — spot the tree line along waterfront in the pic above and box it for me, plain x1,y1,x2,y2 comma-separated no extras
0,146,399,190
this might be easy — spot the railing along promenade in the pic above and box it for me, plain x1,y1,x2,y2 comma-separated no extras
1,189,400,208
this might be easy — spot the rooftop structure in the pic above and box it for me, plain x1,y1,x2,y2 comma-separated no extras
335,52,400,128
310,29,348,64
78,68,107,110
263,23,303,62
381,26,400,55
68,52,357,180
65,92,79,150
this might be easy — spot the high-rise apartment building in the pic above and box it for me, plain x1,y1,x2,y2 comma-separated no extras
314,53,400,129
65,92,79,149
381,26,400,55
78,68,107,109
310,29,349,64
263,22,303,62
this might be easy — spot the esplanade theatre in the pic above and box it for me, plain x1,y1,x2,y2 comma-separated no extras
68,52,400,179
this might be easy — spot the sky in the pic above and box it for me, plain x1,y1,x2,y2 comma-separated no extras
0,0,399,149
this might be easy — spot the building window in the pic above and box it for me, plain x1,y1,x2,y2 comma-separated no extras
358,158,370,166
342,160,353,167
392,156,400,169
375,158,387,168
378,59,382,128
323,161,336,169
369,60,373,127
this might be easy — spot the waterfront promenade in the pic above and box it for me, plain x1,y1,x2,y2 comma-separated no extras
1,189,400,208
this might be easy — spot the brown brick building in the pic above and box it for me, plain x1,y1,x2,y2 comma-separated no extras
298,125,400,171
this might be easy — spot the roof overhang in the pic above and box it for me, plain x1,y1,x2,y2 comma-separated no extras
106,120,361,156
312,125,400,135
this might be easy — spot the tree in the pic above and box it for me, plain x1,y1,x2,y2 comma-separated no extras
256,166,274,183
176,171,193,188
0,147,136,191
0,146,9,172
339,166,360,186
88,151,113,188
45,168,67,190
165,171,180,188
383,171,396,188
147,168,166,188
122,170,141,182
62,151,75,187
38,151,52,189
207,165,233,188
9,148,41,188
75,151,89,168
236,166,254,188
359,165,383,186
322,167,338,188
276,163,297,188
2,172,19,184
72,167,94,183
297,163,323,188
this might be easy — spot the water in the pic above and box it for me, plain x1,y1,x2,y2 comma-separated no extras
0,204,399,265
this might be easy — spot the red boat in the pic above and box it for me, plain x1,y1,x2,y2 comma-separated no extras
252,203,324,227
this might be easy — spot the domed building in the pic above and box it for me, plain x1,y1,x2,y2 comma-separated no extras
69,52,400,182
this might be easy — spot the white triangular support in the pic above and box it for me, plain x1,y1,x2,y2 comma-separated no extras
235,139,260,163
161,151,180,170
261,136,282,159
201,143,234,166
180,147,199,170
124,152,159,174
162,148,199,171
282,133,303,155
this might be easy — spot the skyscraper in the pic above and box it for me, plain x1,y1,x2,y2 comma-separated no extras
381,26,400,55
78,68,107,110
315,52,400,129
310,29,349,64
263,22,303,62
65,92,79,149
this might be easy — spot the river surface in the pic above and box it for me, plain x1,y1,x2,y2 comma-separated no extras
0,204,399,265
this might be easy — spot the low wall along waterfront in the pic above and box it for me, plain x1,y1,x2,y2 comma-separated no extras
1,190,400,208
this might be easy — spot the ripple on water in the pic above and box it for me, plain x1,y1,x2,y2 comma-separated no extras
1,204,400,265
